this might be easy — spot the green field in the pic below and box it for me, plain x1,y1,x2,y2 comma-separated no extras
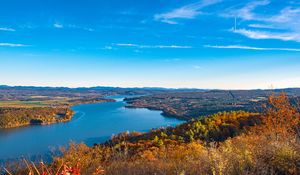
0,98,72,108
0,101,48,107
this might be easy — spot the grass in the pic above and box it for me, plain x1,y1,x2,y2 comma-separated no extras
0,97,78,108
0,101,47,108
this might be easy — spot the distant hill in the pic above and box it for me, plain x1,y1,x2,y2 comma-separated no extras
0,85,208,92
125,88,300,119
1,85,300,93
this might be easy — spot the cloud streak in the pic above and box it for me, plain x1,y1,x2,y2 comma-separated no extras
193,65,203,69
0,43,28,47
54,23,63,28
204,45,300,52
248,24,278,29
115,43,192,49
0,27,16,32
232,29,300,42
223,1,300,42
53,23,94,32
155,0,222,24
223,0,270,20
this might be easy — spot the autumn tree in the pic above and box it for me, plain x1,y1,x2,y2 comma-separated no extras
260,93,300,141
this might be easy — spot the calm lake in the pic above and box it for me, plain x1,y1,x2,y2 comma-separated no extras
0,96,183,161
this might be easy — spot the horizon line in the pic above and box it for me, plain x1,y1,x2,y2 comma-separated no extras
1,84,299,91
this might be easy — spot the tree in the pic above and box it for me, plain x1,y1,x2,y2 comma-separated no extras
260,93,300,140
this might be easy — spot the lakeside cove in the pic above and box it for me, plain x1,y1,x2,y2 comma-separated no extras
0,98,115,129
0,96,183,161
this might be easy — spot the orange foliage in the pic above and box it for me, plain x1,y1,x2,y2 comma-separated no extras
259,93,300,140
5,94,300,175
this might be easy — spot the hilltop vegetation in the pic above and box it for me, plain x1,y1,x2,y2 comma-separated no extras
0,86,116,129
108,110,260,144
5,93,300,175
0,97,113,129
0,85,200,102
0,107,74,129
125,89,300,119
54,94,300,175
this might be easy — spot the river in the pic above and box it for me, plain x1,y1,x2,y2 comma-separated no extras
0,96,183,161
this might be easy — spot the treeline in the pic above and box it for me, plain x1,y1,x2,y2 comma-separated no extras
109,110,261,145
124,90,266,119
67,98,115,106
0,107,73,129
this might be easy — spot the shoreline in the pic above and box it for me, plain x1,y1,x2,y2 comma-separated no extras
123,97,189,121
0,98,116,129
0,109,74,129
0,96,183,163
124,105,189,121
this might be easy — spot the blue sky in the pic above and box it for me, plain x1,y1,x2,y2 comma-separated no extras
0,0,300,89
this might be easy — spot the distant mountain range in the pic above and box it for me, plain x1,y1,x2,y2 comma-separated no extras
0,85,208,92
1,85,300,93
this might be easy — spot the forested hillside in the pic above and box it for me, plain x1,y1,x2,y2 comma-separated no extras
5,93,300,175
0,107,73,128
125,89,300,119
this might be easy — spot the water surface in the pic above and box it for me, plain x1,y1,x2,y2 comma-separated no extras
0,97,183,161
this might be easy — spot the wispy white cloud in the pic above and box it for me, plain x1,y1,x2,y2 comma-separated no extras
154,0,222,24
248,24,277,29
0,27,16,32
133,49,142,53
115,43,192,49
232,29,300,42
84,28,94,32
193,65,203,69
223,1,300,42
67,24,94,31
53,23,94,32
155,45,192,49
0,43,28,47
223,0,270,20
268,7,300,23
101,46,113,50
204,44,300,52
54,23,63,28
116,43,137,47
